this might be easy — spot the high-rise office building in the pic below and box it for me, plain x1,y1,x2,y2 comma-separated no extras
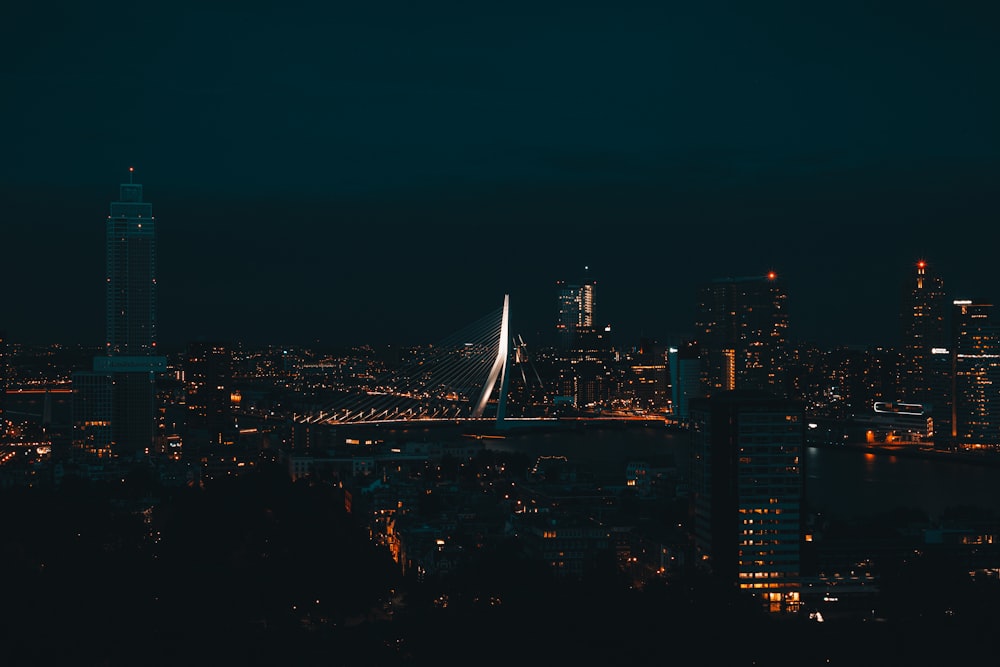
950,299,1000,447
554,273,616,411
555,277,596,349
74,169,166,458
185,340,236,449
899,260,950,440
689,390,805,614
694,272,789,396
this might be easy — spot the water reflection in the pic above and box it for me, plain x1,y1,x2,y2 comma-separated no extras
806,445,1000,521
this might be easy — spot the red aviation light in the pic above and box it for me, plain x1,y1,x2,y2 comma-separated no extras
767,271,777,281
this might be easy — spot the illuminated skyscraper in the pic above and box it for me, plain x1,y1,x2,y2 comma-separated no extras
80,169,166,457
695,272,789,396
689,391,805,614
555,277,596,349
950,299,1000,446
899,260,949,439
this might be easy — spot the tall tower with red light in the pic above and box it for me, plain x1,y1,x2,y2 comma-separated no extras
695,271,789,396
898,259,949,443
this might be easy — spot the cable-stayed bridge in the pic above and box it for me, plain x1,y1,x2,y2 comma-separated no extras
294,294,540,428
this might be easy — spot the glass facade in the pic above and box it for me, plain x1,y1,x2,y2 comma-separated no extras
106,181,156,355
555,279,595,349
97,172,164,456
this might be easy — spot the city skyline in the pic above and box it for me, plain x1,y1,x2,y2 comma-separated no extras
3,1,998,349
5,176,997,352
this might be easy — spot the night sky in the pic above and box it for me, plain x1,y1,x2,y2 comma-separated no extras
3,1,998,350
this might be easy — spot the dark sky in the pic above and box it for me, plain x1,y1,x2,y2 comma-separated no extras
3,1,998,350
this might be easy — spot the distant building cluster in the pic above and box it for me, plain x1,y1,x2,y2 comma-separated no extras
4,175,1000,621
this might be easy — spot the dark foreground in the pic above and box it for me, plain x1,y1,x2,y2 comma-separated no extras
1,460,997,667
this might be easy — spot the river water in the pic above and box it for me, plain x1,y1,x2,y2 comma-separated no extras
12,394,1000,522
483,424,1000,521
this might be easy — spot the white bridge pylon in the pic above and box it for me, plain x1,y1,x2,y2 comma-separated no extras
472,293,510,420
295,294,517,426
